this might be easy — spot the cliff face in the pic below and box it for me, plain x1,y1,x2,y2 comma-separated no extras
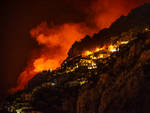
68,3,150,57
77,32,150,113
1,3,150,113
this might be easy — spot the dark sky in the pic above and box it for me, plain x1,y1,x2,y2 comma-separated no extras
0,0,95,98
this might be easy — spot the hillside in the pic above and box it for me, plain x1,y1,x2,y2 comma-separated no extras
1,3,150,113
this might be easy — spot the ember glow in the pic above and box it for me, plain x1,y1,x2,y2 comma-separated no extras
83,51,93,56
108,45,118,52
10,23,95,92
95,47,105,52
11,0,149,93
82,40,130,58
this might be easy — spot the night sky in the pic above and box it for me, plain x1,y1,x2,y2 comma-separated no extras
0,0,94,98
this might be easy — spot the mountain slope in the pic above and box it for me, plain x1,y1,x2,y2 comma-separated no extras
1,3,150,113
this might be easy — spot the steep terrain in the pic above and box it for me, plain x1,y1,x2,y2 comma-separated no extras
1,3,150,113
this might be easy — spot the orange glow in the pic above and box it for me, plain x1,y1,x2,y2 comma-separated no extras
108,45,117,52
83,50,93,56
95,47,104,52
82,43,121,58
30,23,95,71
11,0,149,93
9,65,37,93
99,54,104,58
33,57,60,72
83,47,105,57
145,27,150,31
91,0,149,29
11,22,95,93
120,41,129,45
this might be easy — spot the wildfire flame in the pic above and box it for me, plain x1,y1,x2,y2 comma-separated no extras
33,57,59,72
82,41,129,58
11,0,149,93
98,54,104,58
108,45,118,52
10,23,95,93
95,47,105,52
83,51,93,56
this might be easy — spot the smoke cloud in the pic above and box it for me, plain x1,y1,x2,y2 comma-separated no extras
11,0,150,92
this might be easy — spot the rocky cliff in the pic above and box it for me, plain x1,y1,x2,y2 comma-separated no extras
1,3,150,113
